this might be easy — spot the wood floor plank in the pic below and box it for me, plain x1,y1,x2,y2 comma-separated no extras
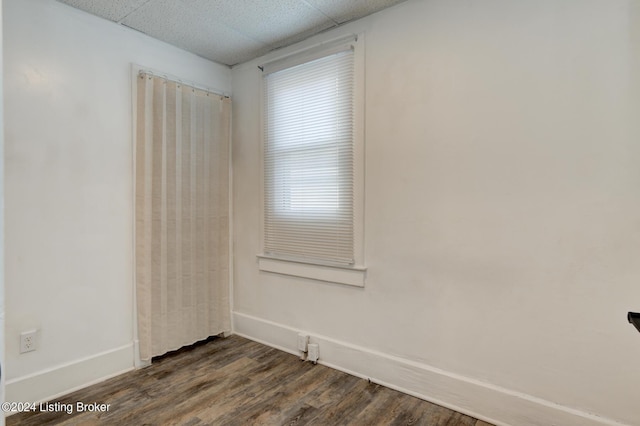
7,335,493,426
352,384,402,425
230,362,333,425
306,379,378,425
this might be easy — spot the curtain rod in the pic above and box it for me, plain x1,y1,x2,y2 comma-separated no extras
138,69,230,98
258,33,358,73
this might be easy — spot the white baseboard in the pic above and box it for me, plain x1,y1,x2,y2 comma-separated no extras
232,311,627,426
5,344,134,410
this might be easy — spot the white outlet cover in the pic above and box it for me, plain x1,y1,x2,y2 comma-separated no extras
297,333,309,352
307,343,319,363
20,330,38,354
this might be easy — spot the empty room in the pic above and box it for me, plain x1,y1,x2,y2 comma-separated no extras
2,0,639,425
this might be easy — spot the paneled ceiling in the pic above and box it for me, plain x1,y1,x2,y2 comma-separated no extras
57,0,407,66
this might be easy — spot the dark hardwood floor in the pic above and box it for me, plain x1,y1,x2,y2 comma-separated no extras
8,335,494,425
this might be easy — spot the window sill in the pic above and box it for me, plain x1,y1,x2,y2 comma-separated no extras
257,255,366,287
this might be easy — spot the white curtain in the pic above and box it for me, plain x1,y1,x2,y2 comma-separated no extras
135,73,231,362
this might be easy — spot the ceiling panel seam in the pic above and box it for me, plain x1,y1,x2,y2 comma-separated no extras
298,0,339,25
116,0,155,24
180,0,267,46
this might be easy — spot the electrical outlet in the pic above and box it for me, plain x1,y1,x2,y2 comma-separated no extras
297,333,309,352
307,343,319,364
20,330,38,354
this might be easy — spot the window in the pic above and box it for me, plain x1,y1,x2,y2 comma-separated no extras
259,36,365,286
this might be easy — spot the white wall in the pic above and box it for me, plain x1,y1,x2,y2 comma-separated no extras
232,1,640,425
4,0,231,402
0,0,6,423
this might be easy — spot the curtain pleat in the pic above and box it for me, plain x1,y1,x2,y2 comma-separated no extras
136,74,231,362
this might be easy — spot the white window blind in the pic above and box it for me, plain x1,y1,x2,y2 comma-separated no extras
263,47,355,265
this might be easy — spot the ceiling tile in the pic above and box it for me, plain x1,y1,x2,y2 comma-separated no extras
58,0,152,22
56,0,408,66
304,0,407,24
185,0,335,46
121,0,268,65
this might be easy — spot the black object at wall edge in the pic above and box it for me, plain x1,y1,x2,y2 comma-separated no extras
628,312,640,333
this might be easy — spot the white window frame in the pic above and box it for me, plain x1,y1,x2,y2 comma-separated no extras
258,34,366,287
